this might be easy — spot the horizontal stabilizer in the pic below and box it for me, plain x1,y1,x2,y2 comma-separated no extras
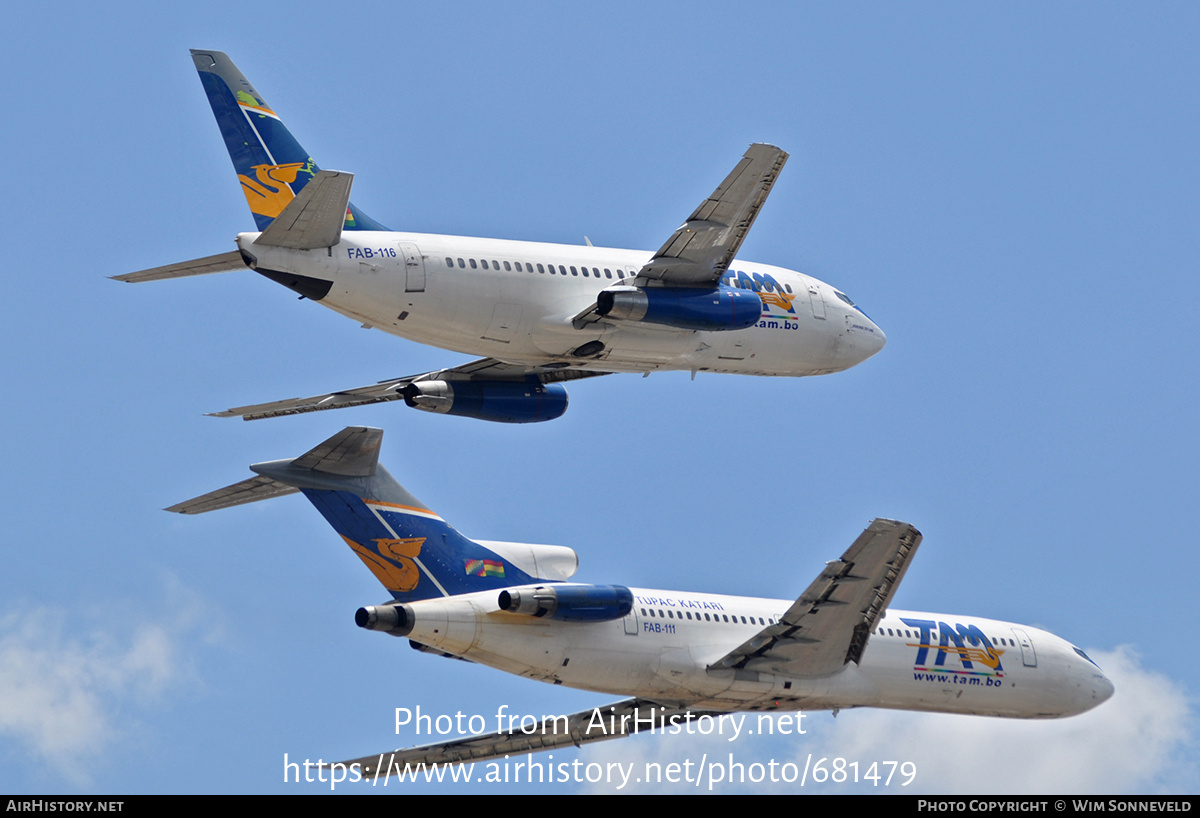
166,474,297,514
111,250,246,283
288,426,381,476
166,427,382,514
253,170,354,249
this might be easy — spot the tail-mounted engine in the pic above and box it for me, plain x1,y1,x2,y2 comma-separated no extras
497,584,633,622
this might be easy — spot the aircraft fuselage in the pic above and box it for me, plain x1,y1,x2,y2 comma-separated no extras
382,586,1111,720
239,231,886,377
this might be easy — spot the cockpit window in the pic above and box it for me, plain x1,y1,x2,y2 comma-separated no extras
1073,647,1100,667
834,290,855,306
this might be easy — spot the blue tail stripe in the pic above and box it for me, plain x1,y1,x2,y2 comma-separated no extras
302,490,538,601
192,50,388,232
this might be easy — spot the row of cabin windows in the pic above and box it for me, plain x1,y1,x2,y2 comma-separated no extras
875,626,1018,648
640,607,777,626
446,257,631,279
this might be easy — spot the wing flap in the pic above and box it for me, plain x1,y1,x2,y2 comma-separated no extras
712,519,921,679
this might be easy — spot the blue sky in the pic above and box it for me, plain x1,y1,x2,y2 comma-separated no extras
1,1,1196,794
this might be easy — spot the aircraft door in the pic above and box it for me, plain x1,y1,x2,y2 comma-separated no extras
623,606,639,636
1011,628,1037,667
399,242,425,292
807,283,826,319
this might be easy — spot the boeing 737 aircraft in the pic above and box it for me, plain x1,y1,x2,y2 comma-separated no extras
116,50,886,424
171,427,1112,775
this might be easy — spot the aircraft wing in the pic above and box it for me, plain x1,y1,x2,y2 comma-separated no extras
635,143,788,286
209,358,607,421
711,519,922,678
333,697,703,777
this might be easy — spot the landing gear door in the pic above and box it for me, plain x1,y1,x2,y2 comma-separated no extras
400,242,425,292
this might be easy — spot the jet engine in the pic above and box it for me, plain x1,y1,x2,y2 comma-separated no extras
356,603,413,637
400,380,568,423
596,286,762,331
497,584,633,622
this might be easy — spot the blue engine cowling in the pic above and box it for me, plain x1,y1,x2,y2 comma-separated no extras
401,380,568,423
596,286,762,331
497,584,634,622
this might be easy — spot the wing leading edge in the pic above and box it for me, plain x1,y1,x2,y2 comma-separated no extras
712,519,921,679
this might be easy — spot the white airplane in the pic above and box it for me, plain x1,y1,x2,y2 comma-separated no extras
115,50,886,424
171,427,1113,775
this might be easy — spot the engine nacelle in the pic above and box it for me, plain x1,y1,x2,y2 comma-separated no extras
400,380,569,423
497,584,633,622
596,286,762,331
356,603,414,637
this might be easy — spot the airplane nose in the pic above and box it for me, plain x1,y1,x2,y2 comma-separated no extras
866,319,886,354
1094,670,1115,705
844,314,886,366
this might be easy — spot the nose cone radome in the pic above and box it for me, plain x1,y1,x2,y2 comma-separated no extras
1092,667,1115,707
1058,644,1115,716
862,317,886,358
834,313,887,370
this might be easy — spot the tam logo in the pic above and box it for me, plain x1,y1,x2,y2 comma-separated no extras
901,617,1005,675
720,270,797,315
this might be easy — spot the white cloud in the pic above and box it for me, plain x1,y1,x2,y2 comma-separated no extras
578,647,1196,794
0,580,215,786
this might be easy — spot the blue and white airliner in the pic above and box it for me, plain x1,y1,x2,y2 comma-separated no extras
116,50,886,424
171,427,1113,774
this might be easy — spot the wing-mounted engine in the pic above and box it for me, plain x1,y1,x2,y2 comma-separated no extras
401,380,569,423
595,285,762,331
497,584,633,622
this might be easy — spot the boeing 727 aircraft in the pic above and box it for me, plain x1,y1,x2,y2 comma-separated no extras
170,427,1112,774
115,50,886,424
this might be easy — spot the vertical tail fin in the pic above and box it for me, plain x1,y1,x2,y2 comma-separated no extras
190,49,386,232
168,427,547,602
